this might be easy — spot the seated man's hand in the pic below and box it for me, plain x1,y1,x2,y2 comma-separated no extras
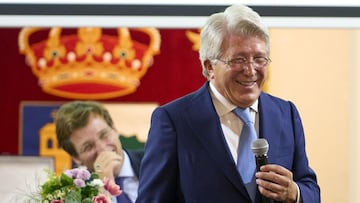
94,151,123,181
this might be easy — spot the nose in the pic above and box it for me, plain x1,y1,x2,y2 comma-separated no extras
242,63,256,75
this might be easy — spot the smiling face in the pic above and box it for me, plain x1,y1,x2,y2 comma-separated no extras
69,113,123,171
206,34,268,108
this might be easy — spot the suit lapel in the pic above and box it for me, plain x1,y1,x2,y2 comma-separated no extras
125,149,144,177
258,93,282,163
183,83,250,198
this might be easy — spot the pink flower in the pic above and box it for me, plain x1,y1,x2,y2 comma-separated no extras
73,178,86,188
76,168,91,180
103,177,122,196
64,167,91,180
63,169,75,178
92,194,110,203
51,200,64,203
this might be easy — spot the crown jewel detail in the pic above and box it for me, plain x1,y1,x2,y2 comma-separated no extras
19,27,161,99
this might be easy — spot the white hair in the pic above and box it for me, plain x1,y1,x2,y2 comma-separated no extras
199,4,270,77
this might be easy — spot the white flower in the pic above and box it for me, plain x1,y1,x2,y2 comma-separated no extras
89,178,104,187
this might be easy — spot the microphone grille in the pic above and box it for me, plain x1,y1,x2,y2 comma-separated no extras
251,138,269,156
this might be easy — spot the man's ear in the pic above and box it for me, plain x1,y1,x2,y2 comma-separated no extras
204,59,213,71
204,59,215,79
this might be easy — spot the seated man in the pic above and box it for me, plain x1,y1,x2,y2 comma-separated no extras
55,100,143,203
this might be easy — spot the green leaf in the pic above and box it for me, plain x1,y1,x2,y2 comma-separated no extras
60,173,74,186
81,184,99,199
82,197,93,203
64,190,82,203
91,172,99,180
40,174,62,198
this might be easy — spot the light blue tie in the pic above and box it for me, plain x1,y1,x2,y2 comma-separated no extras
233,107,257,202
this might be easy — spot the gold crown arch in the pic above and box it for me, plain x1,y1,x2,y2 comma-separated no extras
18,27,161,100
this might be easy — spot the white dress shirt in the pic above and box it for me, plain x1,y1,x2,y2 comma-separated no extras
209,82,258,164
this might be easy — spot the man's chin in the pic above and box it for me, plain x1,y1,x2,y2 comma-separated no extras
236,94,259,107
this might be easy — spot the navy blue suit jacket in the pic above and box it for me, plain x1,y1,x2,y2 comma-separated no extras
136,82,320,203
126,149,143,178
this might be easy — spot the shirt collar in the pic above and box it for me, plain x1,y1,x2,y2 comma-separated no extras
118,150,135,177
209,82,258,114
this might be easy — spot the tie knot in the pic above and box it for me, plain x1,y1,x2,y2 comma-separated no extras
233,107,252,124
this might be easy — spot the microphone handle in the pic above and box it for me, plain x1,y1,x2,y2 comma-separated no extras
255,155,268,172
255,155,274,203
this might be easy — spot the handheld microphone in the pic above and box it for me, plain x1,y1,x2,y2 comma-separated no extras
251,138,269,171
251,138,274,203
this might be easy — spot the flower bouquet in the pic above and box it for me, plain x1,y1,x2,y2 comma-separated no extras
30,166,121,203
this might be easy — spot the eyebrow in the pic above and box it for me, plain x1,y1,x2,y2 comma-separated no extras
98,127,110,137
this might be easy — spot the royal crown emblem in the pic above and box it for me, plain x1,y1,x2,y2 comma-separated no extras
18,27,161,99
